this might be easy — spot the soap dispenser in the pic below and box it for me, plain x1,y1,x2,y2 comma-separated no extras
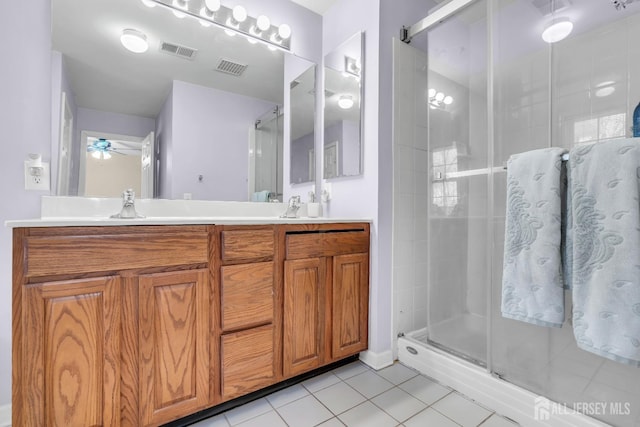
634,101,640,137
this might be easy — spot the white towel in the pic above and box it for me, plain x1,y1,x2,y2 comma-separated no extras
501,147,568,327
567,138,640,366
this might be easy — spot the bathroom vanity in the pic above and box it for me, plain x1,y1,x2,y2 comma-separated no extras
11,219,370,426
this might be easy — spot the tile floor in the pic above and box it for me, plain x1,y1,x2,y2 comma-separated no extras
189,361,519,427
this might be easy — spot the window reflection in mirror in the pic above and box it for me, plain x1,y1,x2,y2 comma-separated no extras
289,65,317,184
323,32,363,179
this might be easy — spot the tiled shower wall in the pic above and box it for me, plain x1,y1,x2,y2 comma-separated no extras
392,39,429,345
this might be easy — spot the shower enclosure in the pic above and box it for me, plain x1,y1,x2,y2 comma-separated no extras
392,0,640,425
250,106,283,201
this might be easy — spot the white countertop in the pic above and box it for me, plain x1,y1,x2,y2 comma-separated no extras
5,197,371,228
6,216,370,228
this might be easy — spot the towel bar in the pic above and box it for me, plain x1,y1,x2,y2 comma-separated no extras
503,153,570,170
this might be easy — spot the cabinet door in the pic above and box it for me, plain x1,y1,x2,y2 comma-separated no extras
21,276,120,427
283,258,324,377
139,270,209,426
220,325,275,400
332,253,369,359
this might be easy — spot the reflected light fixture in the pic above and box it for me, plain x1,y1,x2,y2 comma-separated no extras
172,0,188,18
595,81,616,98
338,95,354,109
204,0,220,11
231,5,248,24
120,29,149,53
141,0,157,7
541,18,573,43
147,0,292,51
428,88,453,109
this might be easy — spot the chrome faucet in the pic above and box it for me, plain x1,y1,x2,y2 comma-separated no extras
111,189,145,219
281,195,301,218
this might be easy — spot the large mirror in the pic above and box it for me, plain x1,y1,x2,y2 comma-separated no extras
323,32,364,179
289,65,316,184
52,0,314,201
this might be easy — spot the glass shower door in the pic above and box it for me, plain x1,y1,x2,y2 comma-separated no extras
422,0,490,365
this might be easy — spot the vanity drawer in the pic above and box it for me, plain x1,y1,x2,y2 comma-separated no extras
221,228,275,262
24,227,209,278
221,262,274,331
286,230,369,260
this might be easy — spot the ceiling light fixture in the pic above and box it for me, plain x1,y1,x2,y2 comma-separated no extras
147,0,292,51
338,95,354,109
595,81,616,98
541,18,573,43
120,29,149,53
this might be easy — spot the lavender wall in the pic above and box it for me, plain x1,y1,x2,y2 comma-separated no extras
291,131,314,183
0,0,51,406
169,80,275,201
156,88,174,199
322,0,387,364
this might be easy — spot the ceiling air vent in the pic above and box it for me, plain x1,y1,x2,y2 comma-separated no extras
530,0,572,16
160,41,198,60
216,59,248,77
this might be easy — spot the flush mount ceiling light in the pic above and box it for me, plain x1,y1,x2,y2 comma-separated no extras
120,29,149,53
595,81,616,98
541,18,573,43
338,95,354,109
146,0,292,51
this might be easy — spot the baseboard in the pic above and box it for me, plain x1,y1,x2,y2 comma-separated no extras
398,338,610,427
0,404,10,427
359,349,394,370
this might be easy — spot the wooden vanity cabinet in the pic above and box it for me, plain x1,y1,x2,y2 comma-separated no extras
215,226,279,401
13,222,369,427
12,226,211,427
283,223,370,377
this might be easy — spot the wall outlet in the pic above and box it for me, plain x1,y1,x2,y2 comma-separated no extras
24,161,50,191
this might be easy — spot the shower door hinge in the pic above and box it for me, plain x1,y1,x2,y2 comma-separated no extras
400,26,411,44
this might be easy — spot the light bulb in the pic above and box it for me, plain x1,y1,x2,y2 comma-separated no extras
435,92,445,102
428,88,436,98
278,23,292,39
204,0,220,12
200,6,214,19
541,18,573,43
172,0,187,18
141,0,156,7
92,151,101,159
443,95,453,105
103,151,112,160
256,15,271,32
120,29,149,53
232,5,248,23
338,95,354,109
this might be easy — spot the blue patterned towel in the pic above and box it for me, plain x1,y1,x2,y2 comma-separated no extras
501,147,568,327
567,138,640,366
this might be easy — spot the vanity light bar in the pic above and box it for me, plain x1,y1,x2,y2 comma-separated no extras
148,0,292,52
